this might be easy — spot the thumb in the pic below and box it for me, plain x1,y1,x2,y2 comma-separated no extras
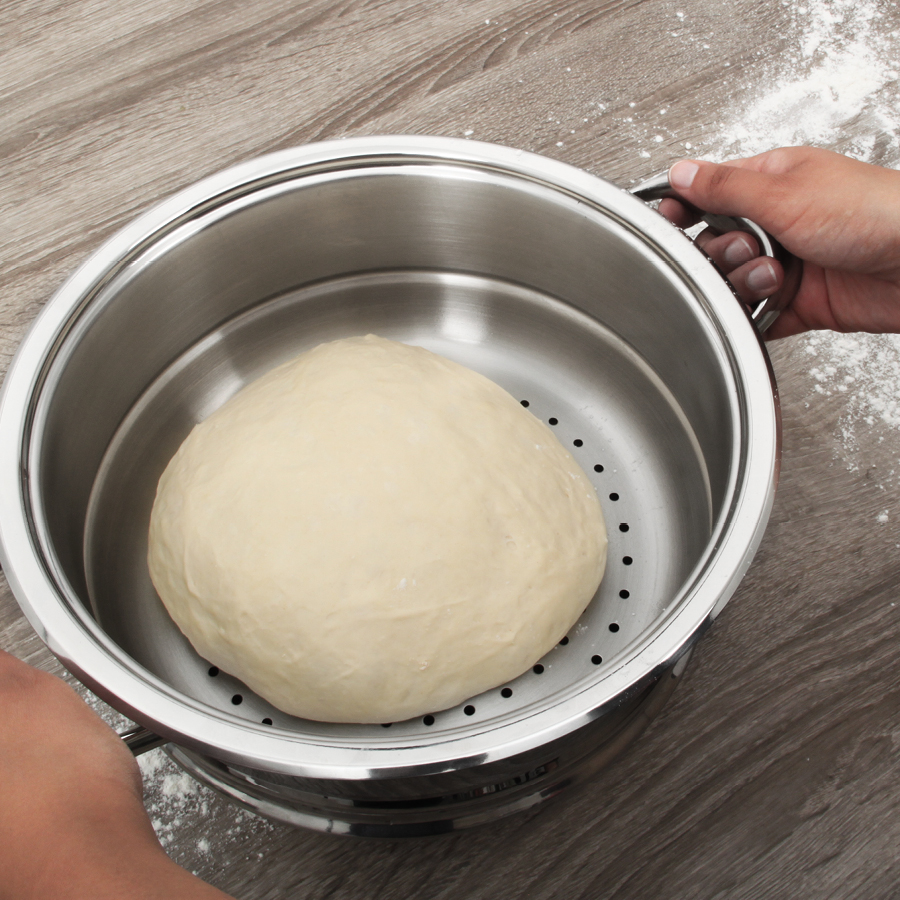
668,159,788,236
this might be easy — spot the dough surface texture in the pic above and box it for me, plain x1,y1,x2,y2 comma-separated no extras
148,335,607,723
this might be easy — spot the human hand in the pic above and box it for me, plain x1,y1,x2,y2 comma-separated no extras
0,649,233,900
659,147,900,339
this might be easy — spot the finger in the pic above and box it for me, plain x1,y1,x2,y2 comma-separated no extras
715,146,824,177
657,197,698,229
726,257,783,304
668,158,792,234
692,224,718,250
696,231,761,275
763,306,807,341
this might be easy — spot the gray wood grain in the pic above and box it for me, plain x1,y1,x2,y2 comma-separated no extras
3,1,900,898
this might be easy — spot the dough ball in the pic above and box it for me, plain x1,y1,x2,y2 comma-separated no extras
148,335,607,723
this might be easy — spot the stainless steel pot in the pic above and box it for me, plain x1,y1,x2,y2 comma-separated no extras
0,137,781,837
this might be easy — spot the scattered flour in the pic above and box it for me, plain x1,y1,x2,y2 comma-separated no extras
77,685,274,871
613,0,900,170
138,747,274,868
804,332,900,430
711,0,900,161
802,331,900,471
698,0,900,478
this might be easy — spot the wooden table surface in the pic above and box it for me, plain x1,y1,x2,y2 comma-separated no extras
4,2,900,897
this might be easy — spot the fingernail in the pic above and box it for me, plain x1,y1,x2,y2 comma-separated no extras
723,235,755,265
746,260,778,293
669,160,700,191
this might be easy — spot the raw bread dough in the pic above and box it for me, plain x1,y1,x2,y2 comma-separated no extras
148,335,607,723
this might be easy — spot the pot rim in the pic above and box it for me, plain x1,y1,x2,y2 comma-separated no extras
0,136,779,779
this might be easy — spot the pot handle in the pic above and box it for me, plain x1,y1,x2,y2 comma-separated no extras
120,724,166,756
630,172,803,333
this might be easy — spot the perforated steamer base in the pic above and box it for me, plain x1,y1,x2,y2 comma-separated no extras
83,268,711,834
167,648,692,837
